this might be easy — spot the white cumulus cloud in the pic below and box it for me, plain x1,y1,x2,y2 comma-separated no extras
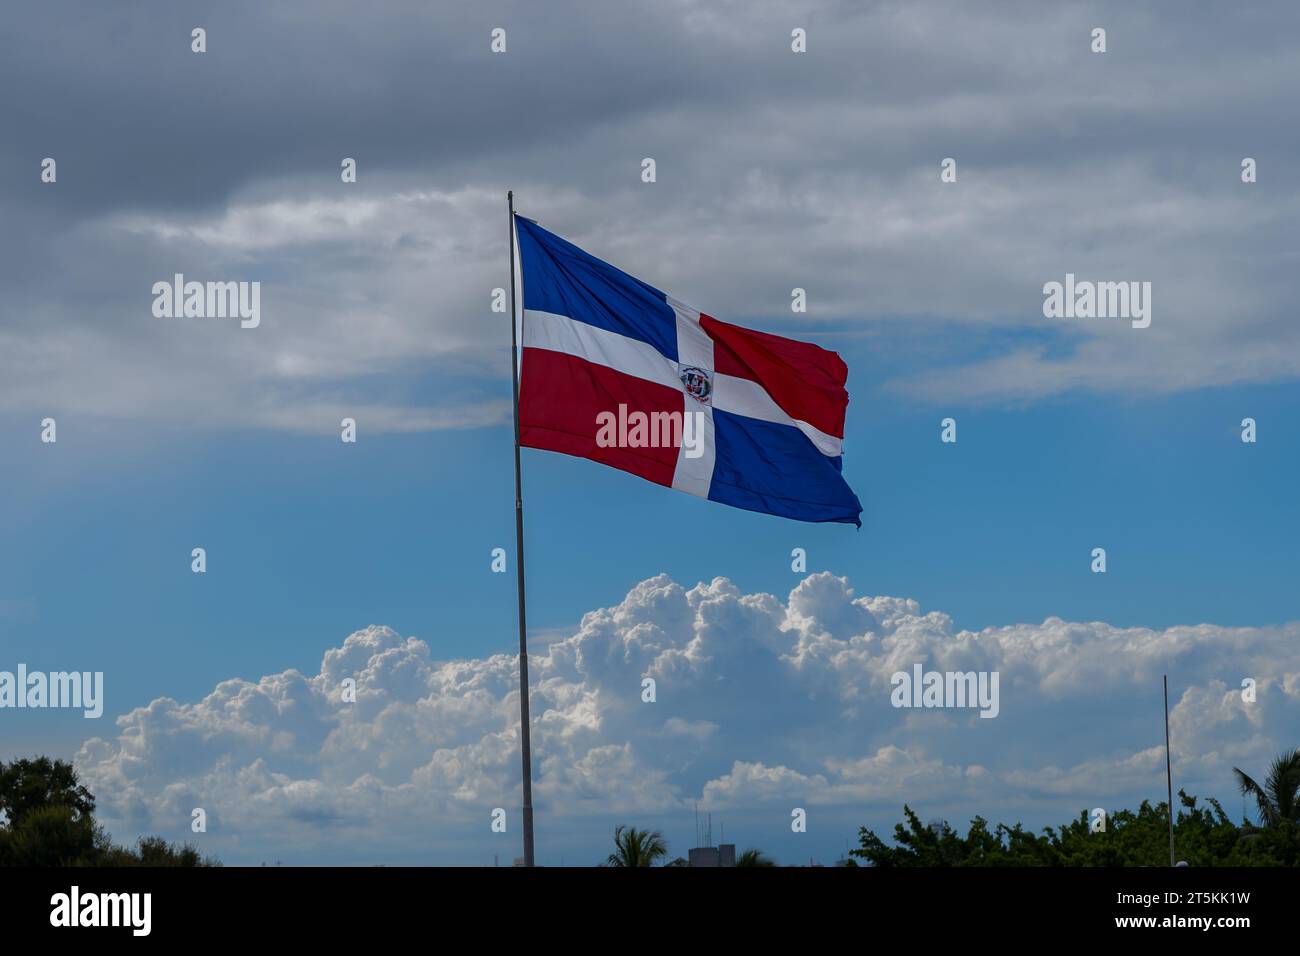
76,573,1300,863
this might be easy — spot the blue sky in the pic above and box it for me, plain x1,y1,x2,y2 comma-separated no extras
6,327,1297,705
4,330,1296,863
2,0,1298,865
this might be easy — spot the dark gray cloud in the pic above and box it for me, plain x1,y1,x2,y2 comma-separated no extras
2,0,1298,430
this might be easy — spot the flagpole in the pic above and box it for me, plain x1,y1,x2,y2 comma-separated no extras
1163,674,1175,867
508,191,536,867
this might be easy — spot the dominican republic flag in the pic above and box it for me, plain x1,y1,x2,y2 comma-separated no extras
514,216,863,526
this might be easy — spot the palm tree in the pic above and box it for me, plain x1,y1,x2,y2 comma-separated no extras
1233,749,1300,827
735,848,776,867
605,825,669,867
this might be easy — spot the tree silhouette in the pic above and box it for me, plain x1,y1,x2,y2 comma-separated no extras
604,825,668,867
0,756,95,828
852,786,1300,867
0,756,219,867
1234,749,1300,827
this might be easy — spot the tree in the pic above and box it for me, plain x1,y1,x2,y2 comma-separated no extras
96,835,218,867
851,789,1298,867
0,757,95,828
0,805,98,866
0,756,219,867
1234,750,1300,827
735,848,776,867
604,825,668,867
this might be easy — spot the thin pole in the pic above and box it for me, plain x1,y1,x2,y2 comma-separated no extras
1163,675,1174,866
508,191,535,867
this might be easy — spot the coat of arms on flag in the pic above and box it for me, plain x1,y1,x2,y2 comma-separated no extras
513,215,862,527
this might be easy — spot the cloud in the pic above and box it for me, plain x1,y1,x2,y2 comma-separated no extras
75,572,1300,863
3,0,1299,432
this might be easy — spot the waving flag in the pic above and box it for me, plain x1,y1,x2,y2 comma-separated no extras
514,216,862,526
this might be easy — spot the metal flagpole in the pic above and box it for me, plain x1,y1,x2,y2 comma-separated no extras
1163,675,1175,867
508,191,536,867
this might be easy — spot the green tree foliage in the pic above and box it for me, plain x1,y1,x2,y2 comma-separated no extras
0,806,98,866
735,848,776,867
1234,749,1300,827
0,756,95,827
0,756,219,867
604,825,669,867
853,790,1300,867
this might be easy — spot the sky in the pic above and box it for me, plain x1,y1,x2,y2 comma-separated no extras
1,0,1298,866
